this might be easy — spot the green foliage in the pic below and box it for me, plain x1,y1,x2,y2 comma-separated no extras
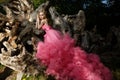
32,0,47,9
112,69,120,80
22,75,47,80
0,0,6,3
0,64,4,69
0,0,9,4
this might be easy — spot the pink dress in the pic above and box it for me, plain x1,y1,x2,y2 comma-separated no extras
42,24,63,43
36,24,112,80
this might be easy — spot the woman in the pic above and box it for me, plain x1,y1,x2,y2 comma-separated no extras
35,9,112,80
36,9,63,43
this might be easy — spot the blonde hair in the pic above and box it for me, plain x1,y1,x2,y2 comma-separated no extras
36,9,47,29
36,13,40,29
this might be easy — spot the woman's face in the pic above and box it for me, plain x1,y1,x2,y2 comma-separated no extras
39,12,46,20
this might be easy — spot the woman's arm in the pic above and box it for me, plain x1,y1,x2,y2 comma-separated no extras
37,20,44,30
38,19,48,29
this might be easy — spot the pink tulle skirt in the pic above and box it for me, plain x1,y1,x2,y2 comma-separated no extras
36,28,112,80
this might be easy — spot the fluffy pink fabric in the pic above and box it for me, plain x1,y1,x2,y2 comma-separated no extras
36,24,112,80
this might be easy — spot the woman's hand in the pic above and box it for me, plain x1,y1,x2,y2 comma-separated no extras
38,19,48,30
41,19,48,25
37,20,45,30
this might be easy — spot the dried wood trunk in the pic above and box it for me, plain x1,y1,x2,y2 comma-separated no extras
0,0,45,80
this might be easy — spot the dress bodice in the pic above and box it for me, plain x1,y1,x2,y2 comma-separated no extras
42,24,51,31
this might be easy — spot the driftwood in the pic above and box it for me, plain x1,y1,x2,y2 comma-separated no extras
49,7,71,35
0,0,45,80
62,10,87,47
